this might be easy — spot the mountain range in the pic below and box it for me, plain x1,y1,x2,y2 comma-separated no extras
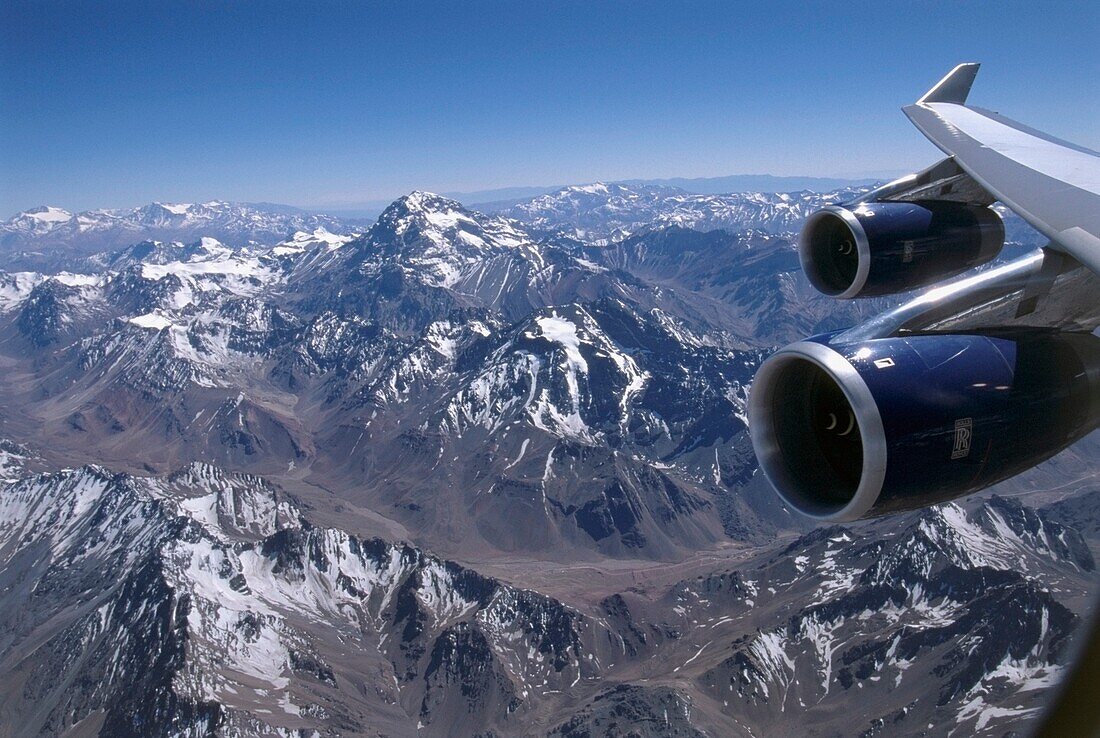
0,183,1092,736
0,201,368,271
0,452,1090,736
2,182,1045,273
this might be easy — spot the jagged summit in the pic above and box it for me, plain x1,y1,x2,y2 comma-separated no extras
370,191,490,245
338,190,579,309
390,189,466,212
368,190,525,250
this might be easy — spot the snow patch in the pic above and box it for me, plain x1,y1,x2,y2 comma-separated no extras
127,312,174,330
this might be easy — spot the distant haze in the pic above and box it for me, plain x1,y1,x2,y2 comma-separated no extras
318,174,882,218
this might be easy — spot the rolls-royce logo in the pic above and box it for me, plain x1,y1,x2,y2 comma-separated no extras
902,241,915,263
951,418,973,459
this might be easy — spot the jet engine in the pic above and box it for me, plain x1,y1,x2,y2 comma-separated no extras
800,202,1004,298
747,330,1100,521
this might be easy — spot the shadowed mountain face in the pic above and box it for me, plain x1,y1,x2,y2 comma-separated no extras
0,186,1094,736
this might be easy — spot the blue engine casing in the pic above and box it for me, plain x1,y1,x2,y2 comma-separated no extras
748,330,1100,521
800,201,1005,298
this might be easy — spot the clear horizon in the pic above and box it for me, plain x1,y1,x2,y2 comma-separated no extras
2,1,1097,215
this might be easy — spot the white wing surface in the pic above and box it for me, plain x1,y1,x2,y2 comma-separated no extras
903,63,1100,275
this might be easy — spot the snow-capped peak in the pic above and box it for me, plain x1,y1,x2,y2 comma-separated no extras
377,191,475,232
360,192,542,289
403,189,460,211
571,182,612,195
153,202,194,216
3,206,77,236
21,205,74,223
270,227,355,258
196,235,229,253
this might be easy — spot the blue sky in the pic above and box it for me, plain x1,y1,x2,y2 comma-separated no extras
1,0,1097,215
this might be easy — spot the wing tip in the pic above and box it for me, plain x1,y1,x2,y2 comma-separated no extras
917,62,981,105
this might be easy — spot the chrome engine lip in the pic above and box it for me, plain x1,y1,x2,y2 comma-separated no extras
748,339,887,522
799,205,871,299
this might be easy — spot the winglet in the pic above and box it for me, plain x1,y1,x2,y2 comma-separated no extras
917,63,980,104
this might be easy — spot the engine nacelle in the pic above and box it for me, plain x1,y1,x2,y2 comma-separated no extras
747,331,1100,521
800,202,1004,298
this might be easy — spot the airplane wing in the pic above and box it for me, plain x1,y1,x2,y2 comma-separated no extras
903,62,1100,276
747,64,1100,524
793,63,1100,339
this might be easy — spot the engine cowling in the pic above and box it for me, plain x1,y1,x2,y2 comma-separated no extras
800,201,1004,298
747,331,1100,521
